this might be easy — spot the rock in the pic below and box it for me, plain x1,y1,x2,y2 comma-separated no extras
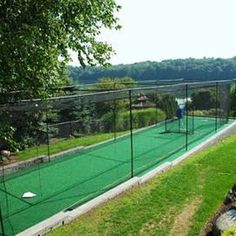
0,150,11,161
224,184,236,204
214,209,236,235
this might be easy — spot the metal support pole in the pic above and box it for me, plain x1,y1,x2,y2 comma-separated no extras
178,119,180,133
165,118,168,133
129,90,134,178
155,88,158,126
215,82,219,132
192,106,195,135
113,100,117,140
226,84,231,123
0,206,5,236
227,85,229,122
185,84,189,151
1,161,8,236
113,81,117,140
45,108,50,162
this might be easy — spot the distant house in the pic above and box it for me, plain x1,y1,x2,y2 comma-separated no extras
132,95,155,109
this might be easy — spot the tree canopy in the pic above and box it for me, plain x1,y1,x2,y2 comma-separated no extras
69,57,236,84
0,0,120,102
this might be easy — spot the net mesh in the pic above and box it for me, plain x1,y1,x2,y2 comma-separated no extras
217,82,230,127
0,80,233,235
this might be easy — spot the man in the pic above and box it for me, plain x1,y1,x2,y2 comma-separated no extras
176,105,184,131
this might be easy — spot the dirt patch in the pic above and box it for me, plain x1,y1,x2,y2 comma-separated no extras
170,198,202,236
139,207,176,235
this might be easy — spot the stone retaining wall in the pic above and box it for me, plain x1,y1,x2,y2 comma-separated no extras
0,146,84,176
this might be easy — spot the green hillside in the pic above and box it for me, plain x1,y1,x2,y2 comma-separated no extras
69,57,236,84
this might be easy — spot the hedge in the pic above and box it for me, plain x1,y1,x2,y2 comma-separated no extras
101,108,166,132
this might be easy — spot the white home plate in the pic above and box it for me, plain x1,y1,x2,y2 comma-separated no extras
22,192,36,198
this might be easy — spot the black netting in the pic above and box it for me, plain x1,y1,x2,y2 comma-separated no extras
0,80,233,235
217,82,230,127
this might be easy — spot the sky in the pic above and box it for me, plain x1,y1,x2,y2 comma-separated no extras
69,0,236,66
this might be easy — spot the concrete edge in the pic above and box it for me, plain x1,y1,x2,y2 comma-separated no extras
0,145,85,176
171,121,236,167
49,146,84,161
6,121,163,176
17,177,140,236
0,155,46,176
139,162,172,184
16,212,70,236
16,121,236,236
66,177,140,221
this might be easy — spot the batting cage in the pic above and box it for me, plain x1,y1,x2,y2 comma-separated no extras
0,80,234,235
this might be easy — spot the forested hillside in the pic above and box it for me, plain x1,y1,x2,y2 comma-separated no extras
69,57,236,84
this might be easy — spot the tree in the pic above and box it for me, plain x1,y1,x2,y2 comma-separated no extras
94,77,135,117
0,1,120,151
0,0,121,102
69,58,236,84
157,94,177,119
191,89,216,110
95,77,134,90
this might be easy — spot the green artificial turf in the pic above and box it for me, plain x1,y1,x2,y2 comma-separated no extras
0,117,232,235
16,131,128,161
48,124,236,236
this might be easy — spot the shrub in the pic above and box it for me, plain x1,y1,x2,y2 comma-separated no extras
191,89,216,110
193,110,204,116
100,108,166,132
222,226,236,236
193,109,218,117
0,125,19,151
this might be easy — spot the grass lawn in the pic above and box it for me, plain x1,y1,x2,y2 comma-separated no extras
16,131,127,161
47,132,236,236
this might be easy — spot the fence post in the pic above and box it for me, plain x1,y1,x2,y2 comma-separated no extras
226,83,231,123
155,88,158,126
185,84,189,151
45,106,50,162
165,118,167,132
113,82,117,140
129,90,134,178
113,99,117,140
215,82,219,132
0,206,5,236
192,106,195,135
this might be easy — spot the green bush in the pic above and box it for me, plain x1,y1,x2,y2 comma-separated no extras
157,94,178,119
194,109,216,116
132,108,165,129
193,108,225,117
193,110,204,116
191,89,216,110
222,226,236,236
0,124,19,151
100,108,166,132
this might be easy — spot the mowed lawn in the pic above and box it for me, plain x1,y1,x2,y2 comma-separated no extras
48,132,236,236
